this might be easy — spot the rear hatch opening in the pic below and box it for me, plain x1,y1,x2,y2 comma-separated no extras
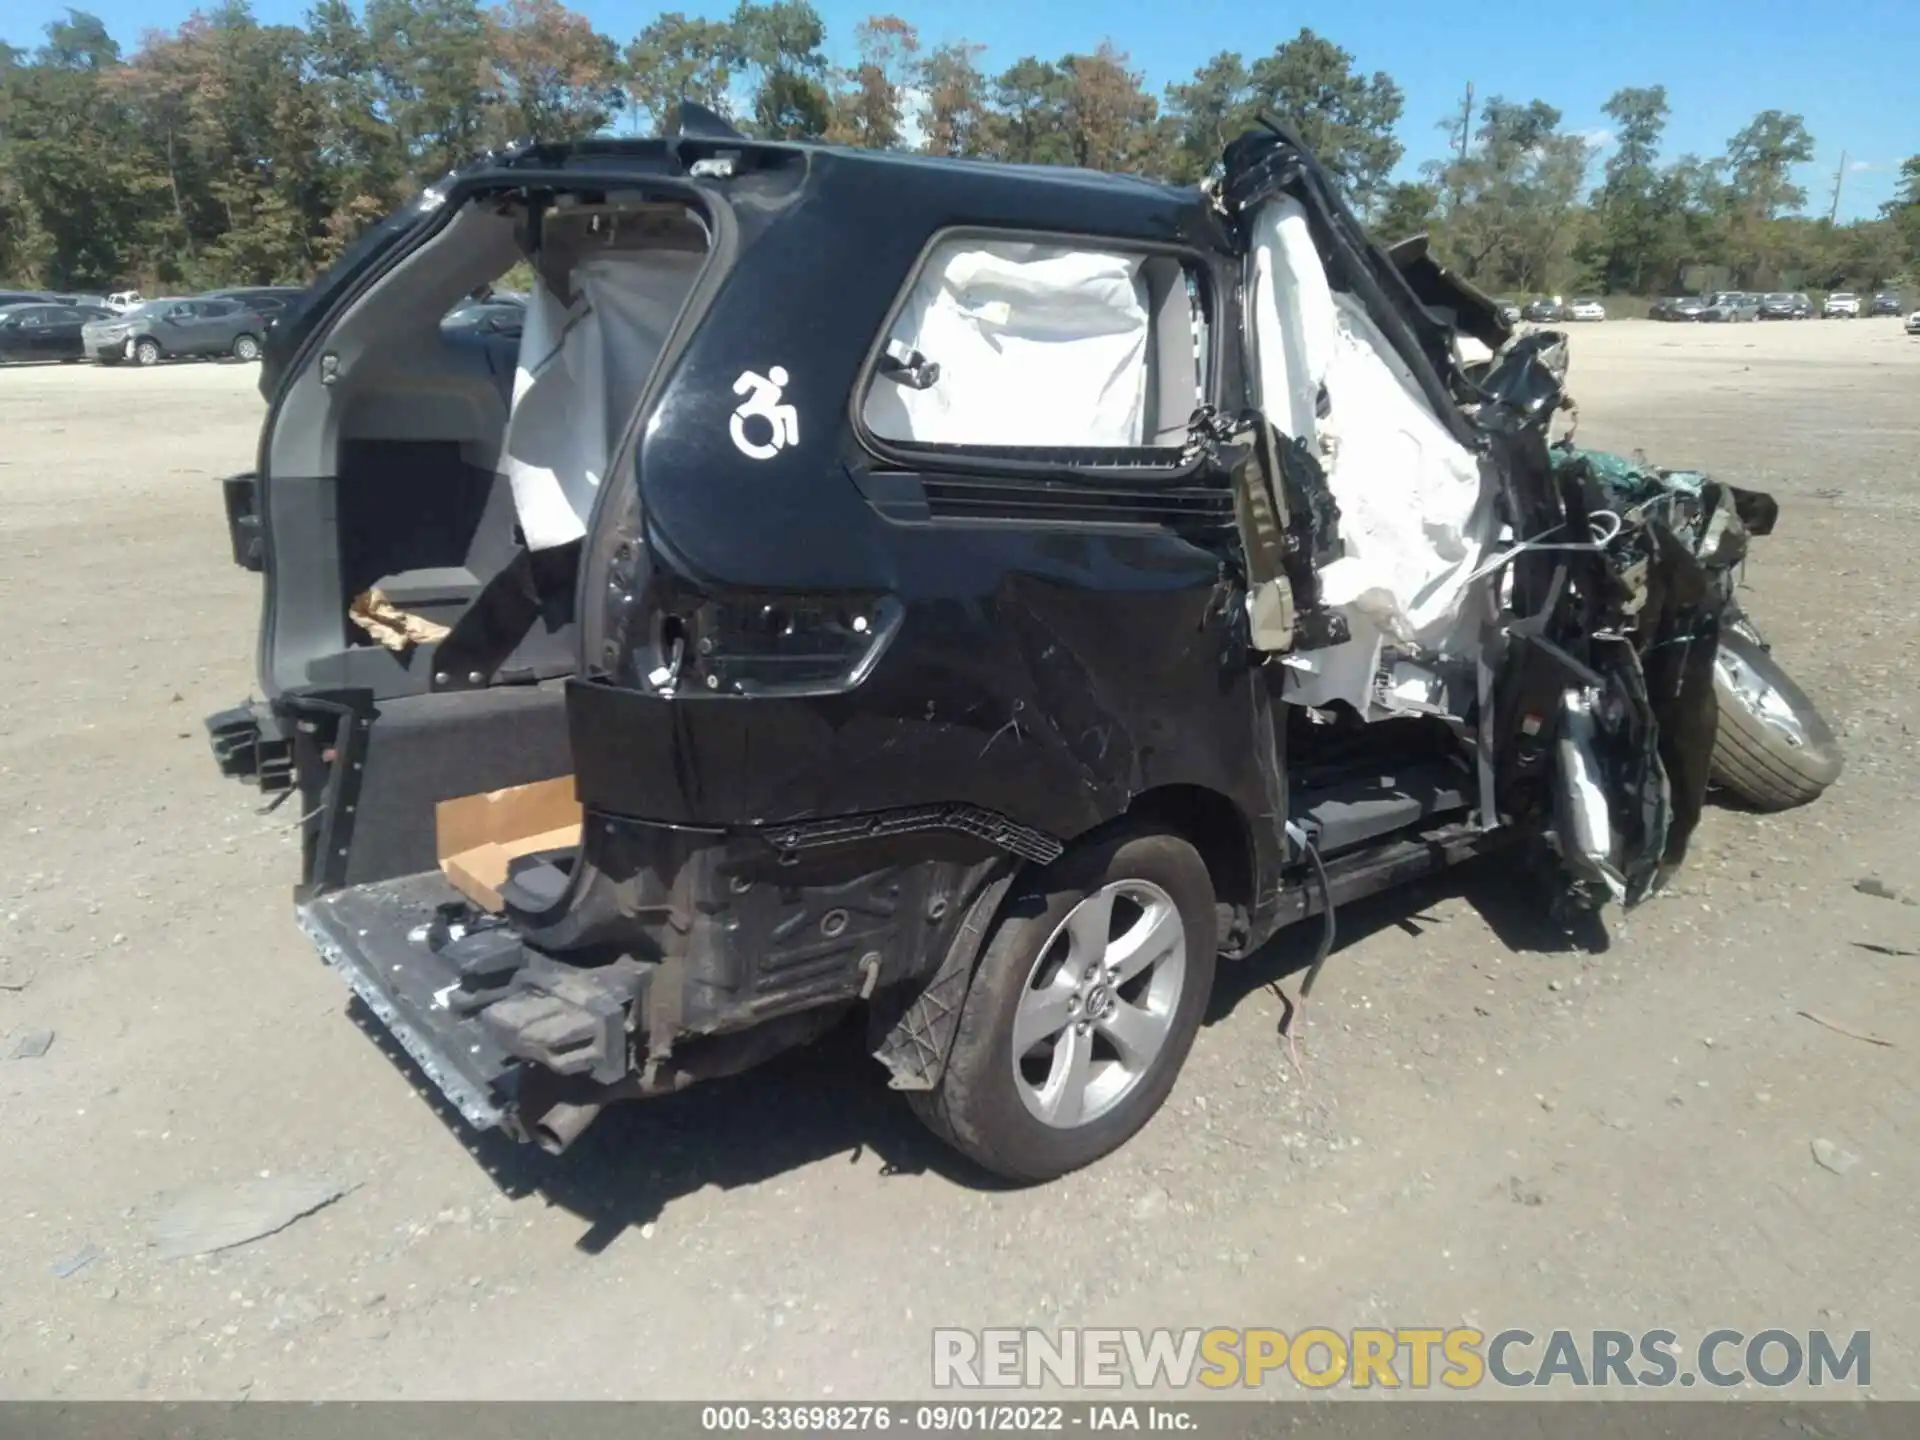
258,186,712,706
234,182,718,1145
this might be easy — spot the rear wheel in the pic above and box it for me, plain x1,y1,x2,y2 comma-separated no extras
232,333,261,362
1711,627,1843,810
908,824,1217,1182
133,337,162,366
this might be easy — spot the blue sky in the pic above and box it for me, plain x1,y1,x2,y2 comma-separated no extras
8,0,1913,220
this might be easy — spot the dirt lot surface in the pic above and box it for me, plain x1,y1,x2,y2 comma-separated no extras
2,321,1917,1401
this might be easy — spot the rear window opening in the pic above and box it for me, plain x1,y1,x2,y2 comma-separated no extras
858,235,1212,467
260,189,712,702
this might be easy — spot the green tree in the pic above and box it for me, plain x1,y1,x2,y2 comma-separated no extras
120,2,328,285
483,0,623,145
624,12,738,133
1878,154,1920,271
1373,180,1440,244
826,14,918,149
364,0,494,184
731,0,830,139
983,44,1166,175
1435,97,1594,293
304,0,405,259
1717,109,1815,285
985,56,1070,166
915,39,989,158
1163,51,1247,183
1163,30,1402,205
1,11,157,286
1590,85,1671,292
1059,44,1165,174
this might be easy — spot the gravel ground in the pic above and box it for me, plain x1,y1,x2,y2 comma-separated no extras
1,321,1916,1401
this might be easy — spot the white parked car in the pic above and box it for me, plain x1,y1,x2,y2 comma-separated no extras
1906,309,1920,336
104,290,145,314
1822,292,1859,318
1566,298,1607,321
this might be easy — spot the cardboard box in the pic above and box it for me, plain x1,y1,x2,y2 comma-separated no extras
434,775,582,912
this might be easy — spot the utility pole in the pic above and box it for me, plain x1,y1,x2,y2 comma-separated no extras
1828,150,1847,223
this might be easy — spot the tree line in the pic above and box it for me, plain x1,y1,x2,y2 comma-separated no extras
4,1,1917,297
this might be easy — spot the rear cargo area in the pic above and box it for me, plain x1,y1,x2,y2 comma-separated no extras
250,188,711,888
225,187,719,1144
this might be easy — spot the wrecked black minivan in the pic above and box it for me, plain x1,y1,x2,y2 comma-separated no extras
206,110,1841,1181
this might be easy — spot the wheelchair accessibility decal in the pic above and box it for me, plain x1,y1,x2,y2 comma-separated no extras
730,367,799,460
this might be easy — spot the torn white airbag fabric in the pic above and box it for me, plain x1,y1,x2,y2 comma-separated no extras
502,249,703,550
863,241,1150,448
1249,199,1495,650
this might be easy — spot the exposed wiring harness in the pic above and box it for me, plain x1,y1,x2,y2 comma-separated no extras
1279,819,1337,1085
1455,508,1624,591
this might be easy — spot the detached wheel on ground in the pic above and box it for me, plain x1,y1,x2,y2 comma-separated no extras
909,823,1218,1182
133,338,162,366
1711,627,1843,810
232,334,261,362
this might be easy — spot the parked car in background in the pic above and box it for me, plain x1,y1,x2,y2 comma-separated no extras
0,301,115,362
1651,296,1708,321
1566,297,1606,321
1757,292,1809,320
1700,292,1760,322
204,285,304,322
104,290,145,313
0,288,52,308
1522,297,1564,322
1490,297,1522,326
1869,292,1903,316
441,295,526,338
1907,308,1920,335
1822,292,1860,318
82,296,271,365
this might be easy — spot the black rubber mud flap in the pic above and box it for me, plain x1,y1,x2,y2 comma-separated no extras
870,868,1016,1092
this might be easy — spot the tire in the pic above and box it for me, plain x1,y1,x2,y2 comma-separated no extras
1711,628,1843,810
133,337,162,366
232,333,261,362
908,824,1218,1182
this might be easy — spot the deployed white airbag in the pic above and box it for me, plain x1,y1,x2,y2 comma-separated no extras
863,241,1151,447
503,248,703,550
1248,199,1495,652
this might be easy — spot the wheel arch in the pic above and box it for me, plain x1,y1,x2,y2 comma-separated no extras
1118,783,1256,915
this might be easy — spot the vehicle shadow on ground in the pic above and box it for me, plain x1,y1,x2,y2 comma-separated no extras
346,852,1610,1250
1204,850,1610,1028
347,996,1004,1251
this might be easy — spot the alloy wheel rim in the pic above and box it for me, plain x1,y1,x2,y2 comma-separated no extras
1011,879,1186,1130
1719,648,1808,748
